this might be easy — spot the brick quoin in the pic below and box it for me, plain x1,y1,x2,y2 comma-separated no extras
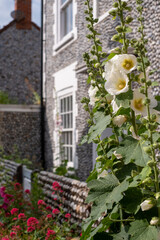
15,0,32,30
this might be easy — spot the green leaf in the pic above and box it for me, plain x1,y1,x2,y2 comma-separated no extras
87,75,92,84
121,188,143,214
80,134,88,145
102,53,117,66
112,227,129,240
151,81,159,87
88,112,111,143
155,96,160,101
154,101,160,111
128,219,158,240
125,27,132,33
93,232,113,240
116,90,133,108
87,174,129,219
117,137,150,167
98,45,102,52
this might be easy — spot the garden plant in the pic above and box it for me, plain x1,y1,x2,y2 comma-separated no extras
81,0,160,239
0,180,79,239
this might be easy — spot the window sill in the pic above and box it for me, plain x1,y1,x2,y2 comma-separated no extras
53,31,74,52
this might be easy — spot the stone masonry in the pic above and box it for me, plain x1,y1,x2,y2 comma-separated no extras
0,21,41,104
44,0,160,181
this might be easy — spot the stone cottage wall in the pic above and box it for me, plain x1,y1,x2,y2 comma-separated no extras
0,22,41,105
0,105,41,164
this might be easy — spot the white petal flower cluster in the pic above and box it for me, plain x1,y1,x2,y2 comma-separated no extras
104,54,137,96
88,85,99,106
113,115,127,127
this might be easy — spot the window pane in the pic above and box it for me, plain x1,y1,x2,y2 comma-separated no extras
61,0,67,5
61,2,73,39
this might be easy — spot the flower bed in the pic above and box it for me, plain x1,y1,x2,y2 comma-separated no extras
0,180,80,239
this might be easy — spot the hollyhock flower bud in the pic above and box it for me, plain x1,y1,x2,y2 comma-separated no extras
140,199,155,211
113,115,127,127
88,85,99,106
150,217,159,226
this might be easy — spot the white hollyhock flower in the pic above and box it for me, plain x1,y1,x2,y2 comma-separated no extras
140,199,154,211
150,217,159,226
113,115,127,127
150,109,160,123
105,70,129,95
131,89,157,116
113,151,122,159
88,85,98,106
113,54,137,74
111,99,120,113
98,170,108,179
104,54,137,77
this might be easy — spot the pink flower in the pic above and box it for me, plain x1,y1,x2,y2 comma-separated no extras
27,226,35,232
46,229,56,236
2,238,10,240
0,186,6,198
80,233,82,236
14,183,21,190
52,182,61,191
52,208,60,215
46,214,52,219
53,198,57,201
11,208,19,215
18,213,26,220
38,200,45,205
46,206,52,211
13,218,17,221
10,232,16,238
25,189,30,194
27,217,39,227
65,213,71,219
12,225,21,232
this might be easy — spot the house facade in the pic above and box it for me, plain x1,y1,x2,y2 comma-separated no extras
43,0,160,181
0,0,42,163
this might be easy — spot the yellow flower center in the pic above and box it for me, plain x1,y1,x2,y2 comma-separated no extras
133,98,144,111
122,59,134,71
117,79,126,90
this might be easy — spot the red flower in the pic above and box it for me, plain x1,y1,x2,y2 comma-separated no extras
14,183,21,190
0,186,6,198
27,226,35,232
27,217,39,227
12,225,21,232
38,200,45,205
2,238,10,240
46,214,52,219
52,181,61,191
13,218,17,221
11,208,19,215
46,229,56,236
65,213,71,218
52,208,60,214
10,232,16,238
18,213,26,220
53,198,57,201
25,189,30,194
46,206,52,211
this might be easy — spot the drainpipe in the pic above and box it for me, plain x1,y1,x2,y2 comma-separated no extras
40,0,45,169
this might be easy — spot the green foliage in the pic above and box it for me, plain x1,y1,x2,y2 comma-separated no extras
0,91,17,104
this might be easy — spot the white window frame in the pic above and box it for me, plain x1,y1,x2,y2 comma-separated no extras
53,0,77,54
59,94,74,164
54,88,76,169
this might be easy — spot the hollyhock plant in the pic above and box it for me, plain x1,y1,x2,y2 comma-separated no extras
81,0,160,239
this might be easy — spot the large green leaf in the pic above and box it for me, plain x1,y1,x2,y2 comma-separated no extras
112,227,129,240
88,112,111,143
87,174,129,220
128,219,158,240
117,137,150,167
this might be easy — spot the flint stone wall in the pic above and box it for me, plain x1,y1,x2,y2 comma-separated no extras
38,171,90,226
0,105,41,163
0,22,41,104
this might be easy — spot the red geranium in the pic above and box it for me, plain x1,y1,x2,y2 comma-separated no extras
52,208,60,215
